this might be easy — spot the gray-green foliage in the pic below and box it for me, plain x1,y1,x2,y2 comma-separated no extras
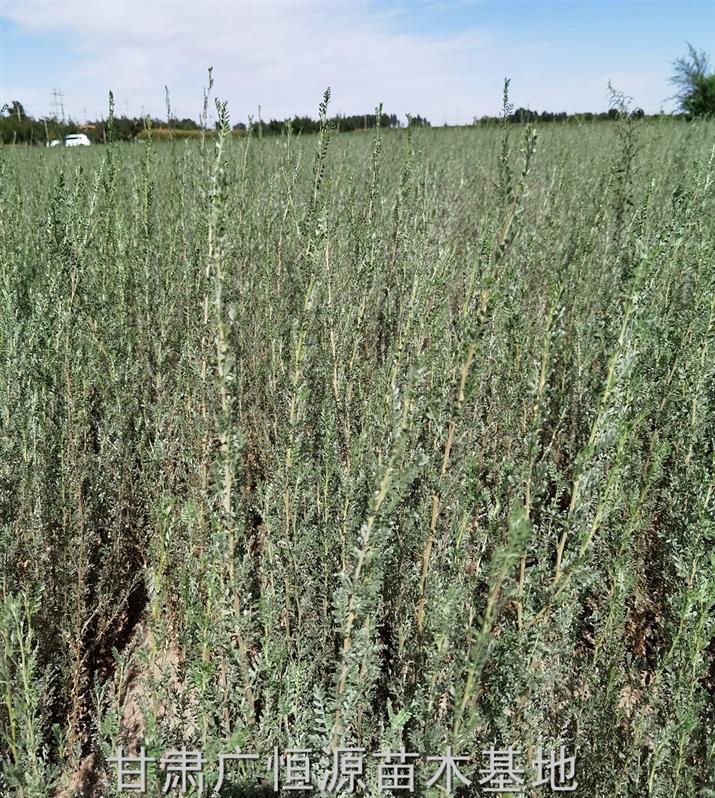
0,91,713,797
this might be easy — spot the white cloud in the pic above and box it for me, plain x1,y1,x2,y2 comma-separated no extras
3,1,682,121
2,0,494,123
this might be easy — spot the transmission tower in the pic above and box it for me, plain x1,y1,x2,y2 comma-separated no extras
51,89,65,122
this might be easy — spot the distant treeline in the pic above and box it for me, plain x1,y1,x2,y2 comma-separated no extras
0,103,431,144
474,106,650,124
0,99,689,145
251,112,405,135
0,103,231,145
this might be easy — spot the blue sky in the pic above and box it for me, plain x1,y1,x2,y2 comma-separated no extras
1,1,714,124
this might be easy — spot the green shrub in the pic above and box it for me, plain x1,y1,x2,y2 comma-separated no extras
0,89,713,796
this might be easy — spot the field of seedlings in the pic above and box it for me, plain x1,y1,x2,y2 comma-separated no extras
0,92,713,798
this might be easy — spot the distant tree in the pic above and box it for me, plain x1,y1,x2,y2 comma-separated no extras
670,43,715,116
182,118,200,129
683,74,715,116
2,100,27,121
510,107,538,123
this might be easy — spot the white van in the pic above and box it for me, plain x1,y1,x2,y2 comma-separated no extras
64,133,91,147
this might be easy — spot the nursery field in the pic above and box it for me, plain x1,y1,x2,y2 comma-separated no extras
0,102,714,797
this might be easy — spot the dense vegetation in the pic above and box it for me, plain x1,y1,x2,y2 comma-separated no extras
0,85,713,798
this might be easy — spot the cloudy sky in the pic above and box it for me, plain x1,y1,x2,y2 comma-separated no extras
1,0,714,125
